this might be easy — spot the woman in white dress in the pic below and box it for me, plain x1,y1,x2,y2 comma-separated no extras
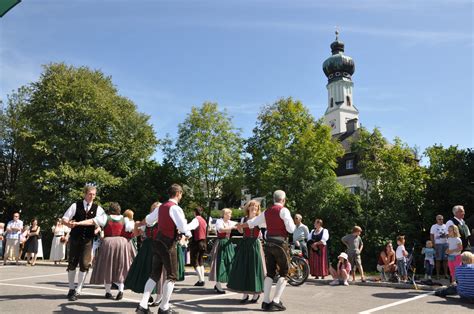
50,218,69,264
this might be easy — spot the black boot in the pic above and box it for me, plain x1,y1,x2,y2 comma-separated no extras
67,289,78,301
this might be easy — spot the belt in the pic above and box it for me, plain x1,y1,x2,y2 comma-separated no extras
55,235,64,237
266,236,288,244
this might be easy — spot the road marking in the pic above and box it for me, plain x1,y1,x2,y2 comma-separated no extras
359,292,434,313
0,282,140,302
0,272,65,282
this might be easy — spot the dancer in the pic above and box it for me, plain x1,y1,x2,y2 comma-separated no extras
238,190,296,312
125,202,163,307
228,200,265,303
136,184,196,314
209,208,237,294
73,202,135,300
62,185,105,301
188,207,208,286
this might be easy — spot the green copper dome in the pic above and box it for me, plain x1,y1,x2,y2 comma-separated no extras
322,31,355,82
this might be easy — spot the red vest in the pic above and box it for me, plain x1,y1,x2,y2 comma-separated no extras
104,216,125,237
217,220,231,239
145,223,159,239
243,226,261,238
157,201,177,239
192,216,207,241
265,204,287,237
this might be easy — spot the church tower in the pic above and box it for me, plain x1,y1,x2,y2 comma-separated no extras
323,31,359,135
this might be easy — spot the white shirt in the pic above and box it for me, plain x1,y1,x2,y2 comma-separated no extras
215,218,237,234
430,223,448,244
446,217,466,229
92,214,134,232
396,245,406,259
63,200,105,221
308,228,330,245
247,203,296,234
6,219,23,239
145,199,197,237
447,237,462,255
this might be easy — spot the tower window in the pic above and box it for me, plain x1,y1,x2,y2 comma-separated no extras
346,96,351,106
330,98,334,108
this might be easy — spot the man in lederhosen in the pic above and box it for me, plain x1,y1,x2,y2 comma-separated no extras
238,190,295,312
136,184,196,314
63,185,105,301
189,206,208,287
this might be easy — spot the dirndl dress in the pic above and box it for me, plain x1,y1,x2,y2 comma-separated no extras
177,243,186,281
209,236,235,283
307,228,329,277
227,225,266,294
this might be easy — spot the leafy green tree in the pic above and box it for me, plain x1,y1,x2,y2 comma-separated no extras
13,63,157,223
352,128,427,266
163,102,243,210
245,97,345,215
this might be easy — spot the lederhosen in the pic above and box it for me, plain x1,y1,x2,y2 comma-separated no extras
150,201,178,282
67,201,97,272
264,204,290,278
189,215,207,267
451,217,471,252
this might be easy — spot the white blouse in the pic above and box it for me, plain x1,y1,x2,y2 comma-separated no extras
307,228,329,245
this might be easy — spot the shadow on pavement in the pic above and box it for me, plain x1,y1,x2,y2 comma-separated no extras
428,297,474,310
174,297,252,312
371,291,429,300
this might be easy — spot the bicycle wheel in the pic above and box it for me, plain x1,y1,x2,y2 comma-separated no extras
287,256,309,286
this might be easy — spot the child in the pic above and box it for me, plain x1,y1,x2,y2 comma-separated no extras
446,225,462,284
341,226,366,282
421,240,435,279
395,235,409,282
329,252,352,286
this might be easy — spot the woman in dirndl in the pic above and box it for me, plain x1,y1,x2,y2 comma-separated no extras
228,200,266,303
50,218,69,264
74,202,134,300
209,208,237,293
307,218,329,279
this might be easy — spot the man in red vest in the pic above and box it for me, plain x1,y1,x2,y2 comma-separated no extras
238,190,296,312
189,207,208,286
136,184,197,314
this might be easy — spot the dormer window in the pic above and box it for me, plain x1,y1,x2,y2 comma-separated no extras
346,159,354,170
346,96,351,106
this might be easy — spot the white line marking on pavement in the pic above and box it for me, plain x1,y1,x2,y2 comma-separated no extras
0,272,65,282
359,292,434,314
0,282,140,302
173,291,238,305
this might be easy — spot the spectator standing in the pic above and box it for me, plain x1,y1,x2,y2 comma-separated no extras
293,214,309,259
421,240,435,279
307,219,329,279
341,226,366,282
24,218,41,266
446,225,462,284
430,214,449,279
395,235,409,282
446,205,471,252
3,212,23,265
50,218,69,264
376,241,397,282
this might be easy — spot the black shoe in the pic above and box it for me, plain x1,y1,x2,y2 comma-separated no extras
105,292,113,299
272,301,286,311
240,296,249,304
158,307,179,314
261,302,278,311
148,296,154,304
249,295,260,303
67,289,78,301
149,300,161,307
115,291,123,300
214,285,226,294
194,281,205,286
111,282,119,290
135,305,151,313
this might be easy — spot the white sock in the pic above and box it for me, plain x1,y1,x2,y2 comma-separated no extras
139,278,156,309
242,293,249,300
215,282,223,291
273,277,287,304
76,271,87,293
160,280,175,311
68,270,77,290
117,283,124,292
105,283,112,293
263,277,273,303
194,267,201,281
200,266,206,282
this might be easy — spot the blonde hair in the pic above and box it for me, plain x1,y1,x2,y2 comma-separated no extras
221,208,232,217
461,251,473,265
448,225,461,238
353,226,362,233
150,202,161,213
243,200,261,217
123,209,134,220
83,185,97,195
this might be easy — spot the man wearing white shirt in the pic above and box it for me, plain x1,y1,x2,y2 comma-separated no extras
446,205,471,252
136,184,197,314
430,215,448,279
239,190,296,312
62,185,105,301
3,212,23,265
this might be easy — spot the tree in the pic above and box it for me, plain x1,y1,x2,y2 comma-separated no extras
13,63,157,223
164,102,243,209
245,97,346,215
352,128,427,266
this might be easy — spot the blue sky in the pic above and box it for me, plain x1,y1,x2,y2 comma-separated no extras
1,0,472,162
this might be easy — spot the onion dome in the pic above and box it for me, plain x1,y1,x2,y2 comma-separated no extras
322,30,355,83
